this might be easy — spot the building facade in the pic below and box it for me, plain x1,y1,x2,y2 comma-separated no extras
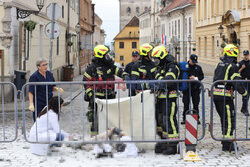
114,16,139,66
160,0,196,62
93,14,105,46
139,7,151,44
80,0,95,72
196,0,250,73
119,0,151,30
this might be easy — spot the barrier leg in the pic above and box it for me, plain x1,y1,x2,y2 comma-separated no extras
233,142,239,159
184,114,201,161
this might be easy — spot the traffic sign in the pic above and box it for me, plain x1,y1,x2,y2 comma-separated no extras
45,22,61,39
46,3,62,21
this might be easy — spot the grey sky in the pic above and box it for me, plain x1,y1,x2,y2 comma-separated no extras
92,0,119,46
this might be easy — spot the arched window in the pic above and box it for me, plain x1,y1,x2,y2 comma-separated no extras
136,7,140,13
127,7,131,14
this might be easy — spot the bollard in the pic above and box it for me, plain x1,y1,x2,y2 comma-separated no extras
184,113,201,161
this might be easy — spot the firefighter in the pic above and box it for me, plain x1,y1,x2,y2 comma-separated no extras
151,46,180,155
83,45,129,136
213,44,248,151
181,54,204,125
238,50,250,116
131,43,156,91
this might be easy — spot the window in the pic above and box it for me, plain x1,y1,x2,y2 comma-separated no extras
119,42,124,48
238,0,242,9
198,37,201,56
127,7,131,14
169,23,171,36
136,7,140,13
178,19,180,35
132,42,137,49
198,0,201,20
120,55,124,61
172,21,174,37
204,0,207,19
189,17,192,34
56,37,59,55
62,6,64,18
175,20,177,36
211,0,214,16
204,37,207,56
212,36,215,57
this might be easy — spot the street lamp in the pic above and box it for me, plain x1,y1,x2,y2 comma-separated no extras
17,0,45,19
218,25,224,37
75,23,81,34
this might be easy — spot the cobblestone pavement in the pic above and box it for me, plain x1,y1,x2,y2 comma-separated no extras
1,76,250,167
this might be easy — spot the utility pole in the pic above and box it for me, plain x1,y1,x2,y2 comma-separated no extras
78,0,81,74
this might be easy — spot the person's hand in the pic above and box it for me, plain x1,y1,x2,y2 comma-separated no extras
55,87,64,94
241,65,246,70
121,83,126,91
189,76,195,79
29,103,34,112
68,135,74,141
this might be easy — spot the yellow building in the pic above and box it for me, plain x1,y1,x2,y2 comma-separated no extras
114,16,139,66
196,0,250,74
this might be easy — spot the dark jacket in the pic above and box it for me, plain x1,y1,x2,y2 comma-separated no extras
188,62,204,89
213,57,247,100
124,62,135,77
83,59,127,100
155,62,180,98
131,58,156,90
238,59,250,80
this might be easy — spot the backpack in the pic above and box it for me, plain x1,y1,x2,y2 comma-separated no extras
178,61,189,91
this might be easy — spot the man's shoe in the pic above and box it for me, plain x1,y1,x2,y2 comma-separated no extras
222,142,238,152
155,142,168,154
181,120,186,125
162,146,177,155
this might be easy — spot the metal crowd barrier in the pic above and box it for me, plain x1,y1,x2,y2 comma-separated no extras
0,82,18,143
21,80,205,153
210,80,250,158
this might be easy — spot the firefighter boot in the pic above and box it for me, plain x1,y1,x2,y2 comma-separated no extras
162,142,178,155
155,142,168,154
222,141,237,152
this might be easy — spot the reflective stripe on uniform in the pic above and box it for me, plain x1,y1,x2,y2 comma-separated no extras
158,94,166,98
132,71,140,76
107,69,111,74
230,73,241,80
165,72,176,80
155,73,160,79
115,67,119,76
224,64,232,80
95,92,105,96
86,88,93,97
158,76,164,80
138,68,147,73
169,102,178,138
213,89,232,97
84,72,92,80
176,65,180,79
151,67,156,73
225,105,232,139
243,90,247,97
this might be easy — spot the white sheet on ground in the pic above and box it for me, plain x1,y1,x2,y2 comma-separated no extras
96,90,156,149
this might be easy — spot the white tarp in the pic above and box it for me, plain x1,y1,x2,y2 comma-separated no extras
96,90,156,149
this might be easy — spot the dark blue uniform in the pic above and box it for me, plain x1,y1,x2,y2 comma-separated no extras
124,62,136,96
238,59,250,113
29,70,55,121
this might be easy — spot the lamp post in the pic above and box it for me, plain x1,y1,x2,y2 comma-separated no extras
16,0,45,19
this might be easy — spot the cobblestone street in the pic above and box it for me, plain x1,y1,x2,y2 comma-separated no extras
1,76,250,166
